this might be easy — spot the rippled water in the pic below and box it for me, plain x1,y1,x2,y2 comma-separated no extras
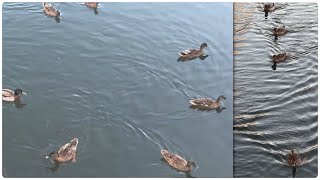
233,2,318,177
2,2,233,177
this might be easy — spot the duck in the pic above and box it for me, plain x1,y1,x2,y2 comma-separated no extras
263,3,275,18
46,138,78,164
189,95,226,110
178,43,208,60
287,149,302,178
43,2,60,17
161,149,196,172
85,2,98,8
273,25,287,40
271,53,288,70
2,88,26,102
85,2,99,15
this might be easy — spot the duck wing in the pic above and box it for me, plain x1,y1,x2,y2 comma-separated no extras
58,138,78,157
161,150,188,170
43,2,57,12
179,49,197,56
190,98,213,106
2,89,14,97
287,153,302,166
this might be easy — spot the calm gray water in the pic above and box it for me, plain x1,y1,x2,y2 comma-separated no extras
2,2,233,177
234,3,318,177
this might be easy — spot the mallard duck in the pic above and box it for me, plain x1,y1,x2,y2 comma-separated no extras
85,2,99,15
189,95,226,110
263,3,275,18
271,53,288,70
161,149,196,172
2,88,26,102
178,43,208,60
43,2,60,17
273,25,287,40
46,138,78,164
287,149,302,178
85,2,98,8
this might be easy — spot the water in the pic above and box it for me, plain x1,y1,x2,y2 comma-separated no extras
2,2,233,177
233,2,318,177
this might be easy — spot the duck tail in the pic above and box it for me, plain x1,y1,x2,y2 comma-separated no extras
43,2,47,7
70,138,78,146
189,100,197,105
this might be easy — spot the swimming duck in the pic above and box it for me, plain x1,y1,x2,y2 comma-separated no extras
43,2,60,17
273,25,287,40
178,43,208,60
161,149,196,172
46,138,78,164
2,88,26,102
271,53,288,70
263,3,275,18
287,149,302,178
85,2,99,15
189,95,226,110
85,2,98,8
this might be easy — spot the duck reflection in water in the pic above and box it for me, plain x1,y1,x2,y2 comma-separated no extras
47,163,60,173
55,17,60,23
190,104,226,113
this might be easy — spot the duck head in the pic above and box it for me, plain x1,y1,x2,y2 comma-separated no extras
46,151,59,159
291,149,295,155
187,161,197,168
200,43,208,50
14,88,26,96
217,95,227,102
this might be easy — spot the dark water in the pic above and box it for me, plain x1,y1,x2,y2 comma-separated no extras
2,2,233,177
233,2,318,177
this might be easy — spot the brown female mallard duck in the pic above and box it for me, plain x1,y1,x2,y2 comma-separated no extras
271,53,288,70
85,2,98,8
46,138,78,164
85,2,99,15
161,149,196,172
263,3,275,18
189,95,226,110
43,2,60,17
178,43,208,60
273,25,287,40
287,149,302,178
2,88,26,102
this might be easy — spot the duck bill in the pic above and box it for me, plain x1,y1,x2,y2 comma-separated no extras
22,92,27,95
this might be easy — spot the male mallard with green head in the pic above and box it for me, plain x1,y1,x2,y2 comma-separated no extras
161,149,196,172
178,43,208,60
287,149,302,178
273,25,287,40
43,2,60,17
2,88,26,102
189,95,226,110
263,3,275,18
46,138,78,164
271,53,288,70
